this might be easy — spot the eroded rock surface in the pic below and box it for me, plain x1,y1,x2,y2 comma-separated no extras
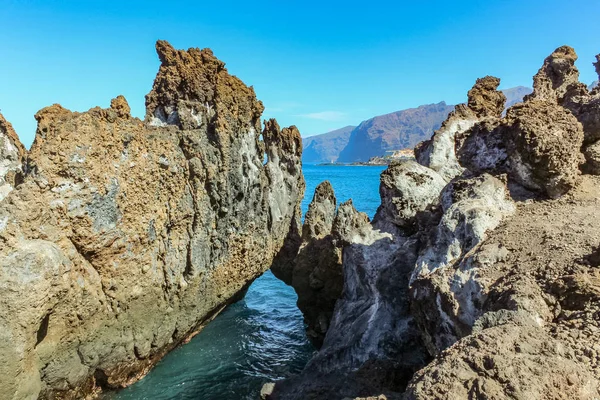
373,160,445,231
0,41,304,399
407,175,600,399
415,76,506,181
271,44,600,400
504,100,584,197
271,181,372,347
0,113,26,202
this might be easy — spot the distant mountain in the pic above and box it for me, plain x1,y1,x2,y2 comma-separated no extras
502,86,533,109
302,126,355,163
590,81,599,91
301,86,531,163
337,102,455,163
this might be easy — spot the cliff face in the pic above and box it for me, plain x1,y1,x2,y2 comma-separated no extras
0,41,304,399
270,46,600,400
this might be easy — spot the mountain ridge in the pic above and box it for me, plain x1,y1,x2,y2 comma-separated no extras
303,86,532,163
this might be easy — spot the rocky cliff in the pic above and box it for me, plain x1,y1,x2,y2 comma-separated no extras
0,41,304,399
269,46,600,399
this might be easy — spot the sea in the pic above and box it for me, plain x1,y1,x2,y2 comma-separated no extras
106,164,386,400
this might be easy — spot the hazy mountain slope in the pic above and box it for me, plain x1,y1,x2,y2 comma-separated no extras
502,86,533,108
302,87,531,163
302,125,355,163
337,102,454,163
590,80,599,90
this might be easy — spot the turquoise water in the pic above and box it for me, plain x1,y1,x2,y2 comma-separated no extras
108,164,385,400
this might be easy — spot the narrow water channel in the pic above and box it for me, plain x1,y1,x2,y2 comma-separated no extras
108,164,385,399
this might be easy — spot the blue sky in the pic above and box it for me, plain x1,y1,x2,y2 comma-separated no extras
1,0,599,147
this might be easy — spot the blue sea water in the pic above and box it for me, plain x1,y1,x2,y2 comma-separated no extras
107,164,385,400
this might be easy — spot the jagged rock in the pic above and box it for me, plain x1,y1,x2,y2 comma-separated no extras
526,46,600,146
504,100,584,197
404,325,600,400
0,41,304,399
583,140,600,174
291,185,343,346
271,223,426,399
410,175,516,354
145,40,265,131
414,105,475,182
271,173,430,399
415,76,505,181
561,55,600,144
406,175,600,397
455,114,507,173
568,92,600,145
0,112,26,202
276,45,600,400
561,52,600,145
373,160,446,231
110,95,131,118
466,76,507,118
302,181,336,240
526,45,582,103
458,100,585,197
412,174,515,285
272,188,371,347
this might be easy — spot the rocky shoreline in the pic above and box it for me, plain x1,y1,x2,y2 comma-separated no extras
268,46,600,399
2,41,600,400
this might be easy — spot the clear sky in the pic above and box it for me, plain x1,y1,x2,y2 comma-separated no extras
1,0,599,147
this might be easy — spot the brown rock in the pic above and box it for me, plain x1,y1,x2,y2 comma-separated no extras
503,100,584,197
583,140,600,174
272,185,370,347
145,40,264,132
404,325,600,400
457,99,585,197
526,45,581,103
466,76,506,118
415,76,505,181
0,41,304,399
407,174,600,397
110,95,131,118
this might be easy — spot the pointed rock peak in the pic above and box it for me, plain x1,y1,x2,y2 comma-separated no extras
110,95,131,118
527,45,581,102
0,112,25,159
0,112,26,201
312,181,336,204
302,181,337,240
155,40,178,65
332,199,370,241
145,41,263,130
263,118,303,159
594,54,600,80
263,118,281,136
467,76,506,118
34,104,72,126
